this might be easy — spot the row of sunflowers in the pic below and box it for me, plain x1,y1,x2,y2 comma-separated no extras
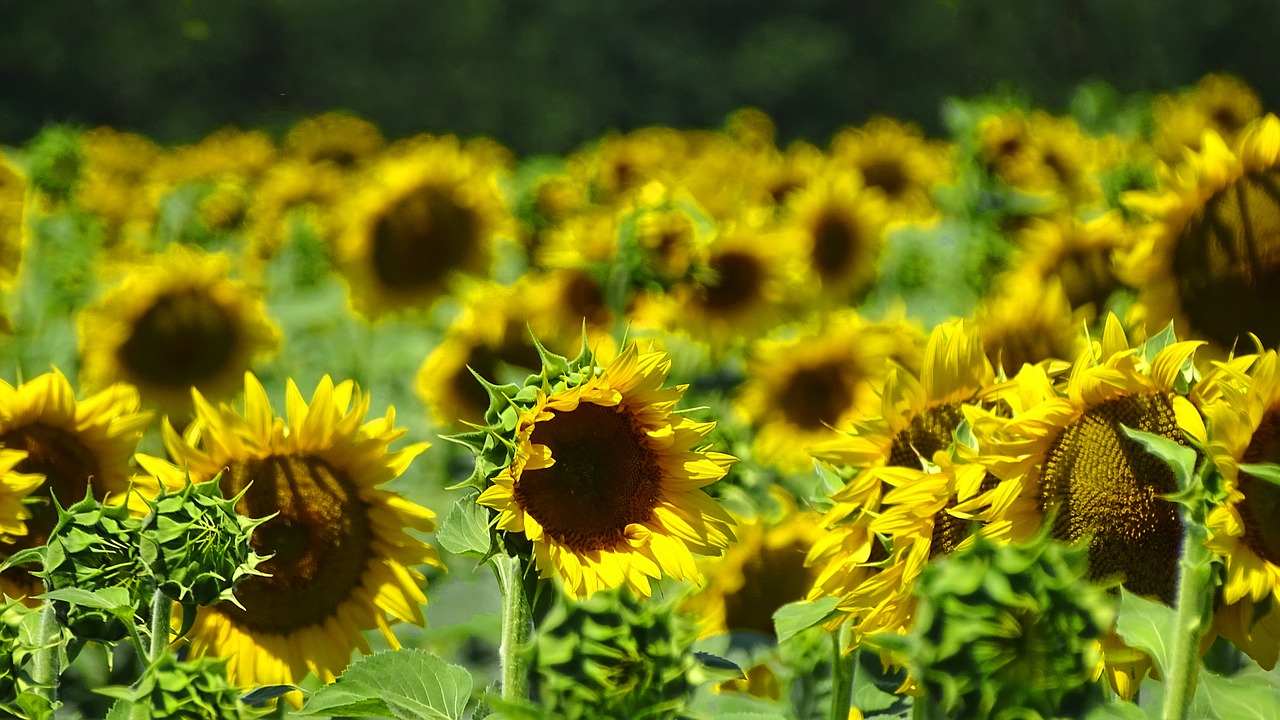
0,72,1278,718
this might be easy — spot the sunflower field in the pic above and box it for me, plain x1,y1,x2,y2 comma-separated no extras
2,70,1280,720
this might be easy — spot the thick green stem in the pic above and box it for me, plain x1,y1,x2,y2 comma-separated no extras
32,600,59,703
1161,523,1213,720
148,589,172,662
828,627,855,720
491,554,531,703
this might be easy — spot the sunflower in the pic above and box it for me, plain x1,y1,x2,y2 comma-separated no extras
806,320,997,642
0,372,151,600
1123,114,1280,356
284,111,385,169
1195,349,1280,668
78,245,280,418
683,492,824,638
829,117,951,221
975,275,1087,374
782,172,887,305
736,312,909,472
336,138,508,317
0,449,41,544
477,343,737,599
0,156,26,286
243,160,347,266
1152,73,1263,166
1011,211,1135,318
156,128,276,186
76,128,165,250
134,373,443,703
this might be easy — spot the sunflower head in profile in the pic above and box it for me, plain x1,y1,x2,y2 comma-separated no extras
0,372,151,601
1123,114,1280,358
1195,349,1280,669
284,111,385,169
0,156,27,286
469,340,737,599
336,138,508,317
134,373,443,704
78,245,279,418
683,492,823,639
736,311,911,472
829,117,951,221
782,172,887,305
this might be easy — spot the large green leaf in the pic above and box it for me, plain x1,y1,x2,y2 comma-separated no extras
1113,590,1176,674
297,649,473,720
773,596,840,644
1188,665,1280,719
435,492,492,557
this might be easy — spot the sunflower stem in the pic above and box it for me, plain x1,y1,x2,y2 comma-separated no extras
32,599,60,703
492,553,531,703
828,626,855,720
1161,522,1213,720
147,587,172,662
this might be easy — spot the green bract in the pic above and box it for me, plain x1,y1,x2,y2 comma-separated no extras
0,599,38,708
99,654,264,720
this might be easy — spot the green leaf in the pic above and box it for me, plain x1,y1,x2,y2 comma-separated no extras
1113,589,1175,674
436,492,492,557
1189,665,1280,719
1238,462,1280,488
1140,323,1179,365
104,699,133,720
298,649,472,720
38,587,132,614
773,596,840,644
240,685,299,705
0,546,45,573
1120,425,1196,492
1085,701,1152,719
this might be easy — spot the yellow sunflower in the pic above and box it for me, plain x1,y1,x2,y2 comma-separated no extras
78,245,280,418
284,111,385,169
243,160,347,266
76,128,166,250
0,155,26,286
477,343,737,599
736,311,911,472
1152,73,1263,166
1011,211,1135,319
1195,349,1280,669
0,372,151,600
806,320,997,642
336,138,508,317
783,172,887,305
975,275,1087,374
156,128,276,186
135,373,442,703
683,492,824,638
0,449,41,544
829,117,951,221
1123,114,1280,357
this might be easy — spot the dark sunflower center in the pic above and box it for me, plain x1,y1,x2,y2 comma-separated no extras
1039,393,1185,603
217,455,373,633
929,473,1001,559
1173,168,1280,348
1042,149,1073,185
860,158,910,199
1057,247,1121,311
513,401,663,553
984,320,1075,375
562,271,611,329
1237,406,1280,565
702,250,764,313
0,424,103,592
888,402,965,469
778,361,853,431
371,185,480,292
117,290,238,390
722,539,813,636
811,212,861,282
1210,106,1249,135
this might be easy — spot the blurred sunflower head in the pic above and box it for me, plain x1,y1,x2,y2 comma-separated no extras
829,117,951,220
736,311,908,472
243,160,347,265
1152,73,1263,165
337,138,508,317
683,493,823,638
476,342,737,598
783,172,887,304
284,111,385,169
0,372,150,600
135,373,442,703
976,275,1087,374
1011,211,1134,318
1196,349,1280,668
76,128,165,249
622,181,713,286
1123,114,1280,356
0,156,27,286
583,128,689,204
159,128,276,185
972,315,1204,604
78,245,280,417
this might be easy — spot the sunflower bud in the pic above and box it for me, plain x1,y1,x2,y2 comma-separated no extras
137,476,271,614
41,492,144,643
529,591,701,720
877,532,1113,720
102,654,262,720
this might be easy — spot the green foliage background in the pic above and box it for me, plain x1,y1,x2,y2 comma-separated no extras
4,0,1279,153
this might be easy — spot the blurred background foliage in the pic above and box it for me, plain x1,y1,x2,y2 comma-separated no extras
4,0,1279,154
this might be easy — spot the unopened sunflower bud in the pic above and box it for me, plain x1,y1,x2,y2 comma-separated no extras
101,654,263,720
